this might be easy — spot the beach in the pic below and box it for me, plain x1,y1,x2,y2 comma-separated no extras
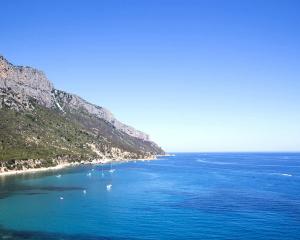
0,156,158,176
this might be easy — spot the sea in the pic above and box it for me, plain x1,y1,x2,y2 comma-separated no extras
0,153,299,240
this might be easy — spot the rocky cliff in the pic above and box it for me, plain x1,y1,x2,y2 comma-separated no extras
0,56,53,110
0,55,164,171
0,56,149,141
53,90,150,141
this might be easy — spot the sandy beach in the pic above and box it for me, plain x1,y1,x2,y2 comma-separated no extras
0,156,158,176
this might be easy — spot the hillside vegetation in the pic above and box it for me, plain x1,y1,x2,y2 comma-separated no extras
0,55,164,171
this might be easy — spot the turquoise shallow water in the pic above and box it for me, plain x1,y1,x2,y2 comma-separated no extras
0,153,300,239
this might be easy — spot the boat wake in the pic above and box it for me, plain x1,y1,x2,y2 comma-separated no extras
196,159,236,165
271,173,293,177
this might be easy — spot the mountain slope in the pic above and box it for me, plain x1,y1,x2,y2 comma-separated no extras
0,55,164,171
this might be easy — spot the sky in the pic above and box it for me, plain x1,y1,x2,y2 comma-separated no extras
1,0,300,152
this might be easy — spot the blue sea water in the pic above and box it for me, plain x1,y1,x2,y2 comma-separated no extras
0,153,300,239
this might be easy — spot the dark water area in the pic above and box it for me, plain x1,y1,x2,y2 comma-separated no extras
0,153,300,239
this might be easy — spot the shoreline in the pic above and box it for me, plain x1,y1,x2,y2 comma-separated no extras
0,156,159,177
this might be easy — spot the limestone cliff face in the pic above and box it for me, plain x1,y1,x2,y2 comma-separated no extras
0,56,53,108
0,55,151,141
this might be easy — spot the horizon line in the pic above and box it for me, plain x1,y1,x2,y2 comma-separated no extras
166,151,300,153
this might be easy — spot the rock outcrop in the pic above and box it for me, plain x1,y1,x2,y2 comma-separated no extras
0,56,53,109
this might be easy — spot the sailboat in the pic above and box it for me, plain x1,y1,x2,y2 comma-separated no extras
106,184,112,191
108,162,115,173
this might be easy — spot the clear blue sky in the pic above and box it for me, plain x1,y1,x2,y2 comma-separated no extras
1,0,300,152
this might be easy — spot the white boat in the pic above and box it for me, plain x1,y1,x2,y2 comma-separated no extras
56,174,61,178
109,162,116,173
60,197,64,200
83,190,87,194
106,184,112,191
87,172,92,177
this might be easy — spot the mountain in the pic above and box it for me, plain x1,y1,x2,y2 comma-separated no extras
0,55,164,171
